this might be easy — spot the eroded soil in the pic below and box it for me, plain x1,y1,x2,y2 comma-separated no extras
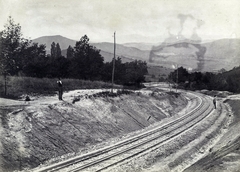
0,89,188,172
184,99,240,172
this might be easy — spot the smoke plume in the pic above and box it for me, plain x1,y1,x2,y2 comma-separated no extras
149,14,206,71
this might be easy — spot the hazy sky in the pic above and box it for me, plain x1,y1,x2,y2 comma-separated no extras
0,0,239,43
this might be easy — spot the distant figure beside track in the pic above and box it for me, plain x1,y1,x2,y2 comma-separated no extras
57,78,63,100
213,95,217,109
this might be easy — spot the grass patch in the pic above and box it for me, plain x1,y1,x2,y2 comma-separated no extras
0,76,122,99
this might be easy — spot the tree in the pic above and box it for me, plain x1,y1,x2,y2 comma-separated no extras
0,16,48,78
70,35,104,80
169,67,189,83
112,57,126,84
56,43,61,57
67,45,74,58
69,35,90,79
1,16,27,95
101,57,128,84
22,43,47,77
74,35,90,56
51,42,56,58
124,60,148,86
0,32,3,72
0,16,30,76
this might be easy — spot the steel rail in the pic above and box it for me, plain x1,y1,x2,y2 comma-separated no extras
72,96,212,172
35,91,209,172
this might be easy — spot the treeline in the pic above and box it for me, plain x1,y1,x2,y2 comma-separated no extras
168,66,240,93
0,17,148,87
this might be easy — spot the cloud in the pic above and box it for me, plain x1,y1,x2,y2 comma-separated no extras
0,0,239,42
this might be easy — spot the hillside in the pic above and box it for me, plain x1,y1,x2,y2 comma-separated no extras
33,36,148,62
33,35,76,50
123,42,156,51
33,35,240,72
203,39,240,71
149,39,240,72
97,50,134,63
91,42,149,61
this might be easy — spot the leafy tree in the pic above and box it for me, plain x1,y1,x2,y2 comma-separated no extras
101,57,126,84
22,43,47,77
45,56,70,78
51,42,56,58
112,57,126,84
0,17,48,95
70,35,104,80
169,67,189,83
86,46,104,80
224,66,240,92
67,45,74,58
0,32,3,71
219,68,226,73
74,35,90,56
124,60,148,86
0,16,30,75
168,65,240,93
190,72,202,83
56,43,61,57
69,35,89,79
101,61,112,82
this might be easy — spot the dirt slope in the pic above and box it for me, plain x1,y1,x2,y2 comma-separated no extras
183,96,240,172
0,89,187,172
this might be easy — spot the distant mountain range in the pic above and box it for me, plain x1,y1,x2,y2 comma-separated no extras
33,35,240,72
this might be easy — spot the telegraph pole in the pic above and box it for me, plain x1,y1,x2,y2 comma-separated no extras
176,65,178,93
111,32,116,93
4,72,7,96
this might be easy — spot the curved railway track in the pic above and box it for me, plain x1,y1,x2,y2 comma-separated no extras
34,91,215,172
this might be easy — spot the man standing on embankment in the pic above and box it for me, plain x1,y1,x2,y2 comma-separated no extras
57,78,63,100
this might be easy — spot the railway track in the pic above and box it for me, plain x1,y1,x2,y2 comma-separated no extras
33,91,214,172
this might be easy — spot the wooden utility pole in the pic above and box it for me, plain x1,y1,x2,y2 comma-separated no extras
4,73,7,96
111,32,116,93
176,65,178,93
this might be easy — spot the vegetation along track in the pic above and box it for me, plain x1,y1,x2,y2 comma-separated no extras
33,91,215,172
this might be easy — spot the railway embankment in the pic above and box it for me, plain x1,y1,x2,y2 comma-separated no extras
100,92,233,172
0,89,188,172
183,96,240,172
32,90,236,172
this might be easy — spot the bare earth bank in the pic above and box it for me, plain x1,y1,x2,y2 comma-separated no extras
0,89,187,172
183,98,240,172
